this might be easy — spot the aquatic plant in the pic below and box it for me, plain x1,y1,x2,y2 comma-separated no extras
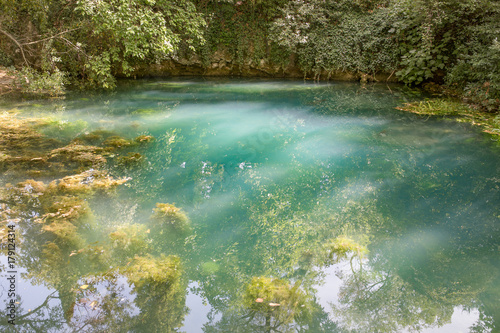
131,108,157,115
47,170,130,196
77,133,104,144
103,136,132,148
108,224,150,259
0,111,62,176
78,130,120,144
36,118,88,141
124,254,182,287
43,196,91,223
48,143,107,170
116,152,144,167
42,220,82,247
134,134,155,143
397,99,500,136
123,254,187,332
151,203,191,234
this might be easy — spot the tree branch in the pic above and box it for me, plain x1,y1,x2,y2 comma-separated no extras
0,27,30,66
20,28,80,46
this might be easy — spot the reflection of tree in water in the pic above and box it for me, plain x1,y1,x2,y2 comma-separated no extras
328,127,500,332
0,172,189,332
2,82,500,332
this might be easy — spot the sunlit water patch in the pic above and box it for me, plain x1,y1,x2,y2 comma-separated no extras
1,79,499,332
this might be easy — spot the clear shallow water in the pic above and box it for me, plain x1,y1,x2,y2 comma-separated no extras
1,79,499,332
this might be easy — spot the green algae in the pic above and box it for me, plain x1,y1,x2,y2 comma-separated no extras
124,254,182,287
36,118,89,141
397,98,500,137
134,134,155,143
116,152,144,167
151,203,191,234
109,224,150,259
42,220,83,247
103,136,133,148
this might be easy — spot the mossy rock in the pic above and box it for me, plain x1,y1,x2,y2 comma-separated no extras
48,144,106,169
123,254,181,287
116,152,144,167
151,203,191,234
42,219,82,247
109,224,150,258
134,135,155,144
103,136,133,148
43,196,91,223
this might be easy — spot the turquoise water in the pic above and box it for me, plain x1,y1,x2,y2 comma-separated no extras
1,79,499,332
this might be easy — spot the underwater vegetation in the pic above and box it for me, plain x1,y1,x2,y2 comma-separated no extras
124,254,182,287
116,152,144,168
0,111,156,179
0,110,192,332
103,136,133,148
151,203,191,234
396,99,500,137
134,134,155,144
108,223,150,260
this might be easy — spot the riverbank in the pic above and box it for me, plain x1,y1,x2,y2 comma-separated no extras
0,68,16,95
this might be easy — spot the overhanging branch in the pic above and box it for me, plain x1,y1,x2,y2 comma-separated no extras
0,26,30,66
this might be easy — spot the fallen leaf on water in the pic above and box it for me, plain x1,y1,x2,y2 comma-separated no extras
80,284,89,290
255,298,264,303
90,301,98,309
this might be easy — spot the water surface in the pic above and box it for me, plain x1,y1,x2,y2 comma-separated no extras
1,79,499,332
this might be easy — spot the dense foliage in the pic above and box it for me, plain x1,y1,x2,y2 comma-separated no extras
0,0,499,111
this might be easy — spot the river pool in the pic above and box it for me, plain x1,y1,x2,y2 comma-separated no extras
1,79,499,332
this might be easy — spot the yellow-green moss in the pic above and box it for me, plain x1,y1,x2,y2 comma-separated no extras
151,203,191,234
123,254,181,287
103,136,132,148
134,135,155,143
43,196,91,223
116,152,144,167
397,98,500,136
109,224,149,258
42,219,82,247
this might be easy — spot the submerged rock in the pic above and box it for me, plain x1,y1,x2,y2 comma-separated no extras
151,203,191,234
